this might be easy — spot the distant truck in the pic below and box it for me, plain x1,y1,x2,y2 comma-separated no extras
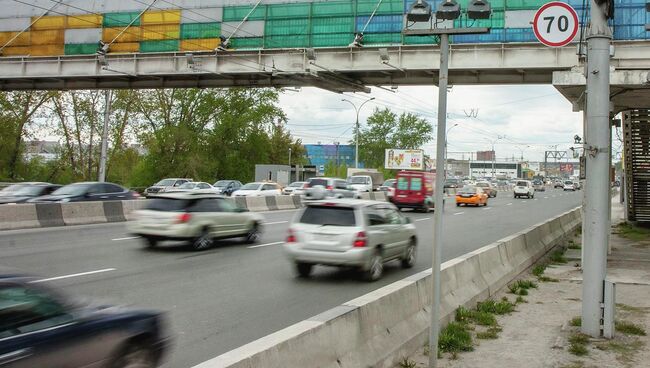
346,170,384,192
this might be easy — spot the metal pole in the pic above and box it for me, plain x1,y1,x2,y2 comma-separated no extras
98,89,112,182
289,148,292,182
581,0,612,338
492,143,495,178
355,112,360,169
429,32,449,368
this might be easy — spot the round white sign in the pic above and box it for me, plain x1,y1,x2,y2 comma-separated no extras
533,2,579,47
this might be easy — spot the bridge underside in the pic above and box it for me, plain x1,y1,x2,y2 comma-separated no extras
0,41,646,93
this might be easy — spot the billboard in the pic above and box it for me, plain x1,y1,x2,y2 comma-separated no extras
385,149,424,170
560,163,574,173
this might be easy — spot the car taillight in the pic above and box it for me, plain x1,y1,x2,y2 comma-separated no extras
132,191,141,198
326,185,333,190
353,231,367,248
176,213,192,223
286,229,296,243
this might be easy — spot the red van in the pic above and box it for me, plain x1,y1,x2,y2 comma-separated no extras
391,171,436,212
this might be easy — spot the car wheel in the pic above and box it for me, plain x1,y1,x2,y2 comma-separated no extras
364,252,384,282
456,203,460,207
110,341,156,368
245,223,261,244
143,237,157,248
295,262,313,278
493,192,497,198
401,241,417,269
192,228,213,251
421,203,430,213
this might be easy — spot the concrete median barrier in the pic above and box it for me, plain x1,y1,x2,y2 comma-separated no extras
0,204,40,230
35,203,65,228
276,196,299,210
196,206,583,368
62,202,107,226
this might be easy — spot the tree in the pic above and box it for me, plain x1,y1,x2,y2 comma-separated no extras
353,108,434,170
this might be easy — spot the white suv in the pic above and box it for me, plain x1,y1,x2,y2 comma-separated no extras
513,180,535,199
283,200,417,281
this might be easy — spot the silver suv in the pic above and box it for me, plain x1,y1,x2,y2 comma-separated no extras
283,200,418,281
128,193,263,250
303,177,357,200
145,178,193,197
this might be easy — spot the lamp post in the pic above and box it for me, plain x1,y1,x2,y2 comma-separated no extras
517,144,530,161
446,123,459,176
288,147,292,182
404,1,492,367
342,97,375,168
484,135,504,178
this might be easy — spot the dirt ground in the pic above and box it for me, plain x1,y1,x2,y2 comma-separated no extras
401,219,650,368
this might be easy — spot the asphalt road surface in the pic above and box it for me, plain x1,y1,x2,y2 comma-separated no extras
0,188,581,367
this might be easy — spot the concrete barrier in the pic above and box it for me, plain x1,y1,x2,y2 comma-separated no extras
0,204,40,230
193,206,582,368
61,202,107,226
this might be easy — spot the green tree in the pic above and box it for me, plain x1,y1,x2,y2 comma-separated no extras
353,108,433,170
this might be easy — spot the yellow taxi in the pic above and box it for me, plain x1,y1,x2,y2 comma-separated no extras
455,185,489,207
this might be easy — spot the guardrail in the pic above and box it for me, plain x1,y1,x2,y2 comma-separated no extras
193,206,581,368
0,192,388,231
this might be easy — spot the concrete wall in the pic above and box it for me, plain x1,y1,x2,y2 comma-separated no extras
193,207,582,368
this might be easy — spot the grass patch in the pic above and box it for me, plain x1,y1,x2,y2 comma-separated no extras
615,321,647,336
439,322,473,353
539,275,560,282
567,240,582,250
516,288,529,296
516,296,527,304
532,264,547,277
399,358,416,368
516,279,538,289
568,333,590,356
476,326,502,340
617,303,650,314
508,279,538,295
616,222,650,241
455,306,474,324
550,250,568,264
455,305,498,326
472,311,498,326
477,299,515,315
595,340,645,364
570,317,582,327
508,283,519,294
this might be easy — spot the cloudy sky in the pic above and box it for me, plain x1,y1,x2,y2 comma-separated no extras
279,84,613,163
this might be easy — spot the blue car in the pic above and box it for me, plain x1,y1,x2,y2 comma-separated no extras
0,273,169,367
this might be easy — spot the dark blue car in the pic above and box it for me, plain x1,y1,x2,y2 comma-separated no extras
0,274,169,367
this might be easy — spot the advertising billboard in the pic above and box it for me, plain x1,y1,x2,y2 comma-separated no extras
385,149,424,170
560,163,574,173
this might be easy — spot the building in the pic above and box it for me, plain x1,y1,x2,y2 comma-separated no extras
446,159,470,177
476,150,496,161
304,144,359,175
24,140,59,162
469,161,522,179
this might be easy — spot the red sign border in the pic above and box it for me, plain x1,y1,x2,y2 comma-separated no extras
533,2,580,47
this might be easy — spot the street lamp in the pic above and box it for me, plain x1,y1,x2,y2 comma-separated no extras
445,123,459,176
517,145,530,161
404,1,492,367
288,147,292,182
485,135,505,178
341,97,375,169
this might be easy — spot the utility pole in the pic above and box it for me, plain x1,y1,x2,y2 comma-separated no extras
342,97,375,169
581,0,612,338
288,147,292,182
98,89,112,182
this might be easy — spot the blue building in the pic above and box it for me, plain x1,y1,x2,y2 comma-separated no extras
304,144,361,174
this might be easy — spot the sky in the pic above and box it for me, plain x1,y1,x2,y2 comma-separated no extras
278,84,593,163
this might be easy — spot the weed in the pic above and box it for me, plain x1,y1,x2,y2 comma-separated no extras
516,280,538,289
477,299,515,315
539,276,560,282
532,264,547,277
472,311,498,326
567,241,582,250
507,283,519,294
477,326,502,339
438,322,473,353
570,317,582,327
616,222,650,241
399,358,416,368
516,288,529,296
568,333,590,356
455,306,474,324
423,344,430,356
615,321,647,336
515,296,526,304
606,340,644,364
550,250,568,264
617,303,650,314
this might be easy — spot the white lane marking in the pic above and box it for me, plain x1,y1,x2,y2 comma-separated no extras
534,199,539,201
415,217,431,222
544,196,548,199
247,241,284,249
31,268,116,283
453,212,465,216
263,221,288,225
112,236,139,241
522,201,528,203
506,203,513,206
482,207,492,210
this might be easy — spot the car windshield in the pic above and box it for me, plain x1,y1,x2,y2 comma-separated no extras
289,182,305,187
52,184,91,196
179,182,197,189
154,179,176,186
145,198,190,212
565,181,574,185
0,184,27,195
241,183,262,190
214,181,230,188
299,206,356,227
459,186,476,193
348,177,369,184
10,186,46,196
516,181,528,187
382,179,395,186
308,179,328,187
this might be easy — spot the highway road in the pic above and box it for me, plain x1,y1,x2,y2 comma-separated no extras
0,189,582,367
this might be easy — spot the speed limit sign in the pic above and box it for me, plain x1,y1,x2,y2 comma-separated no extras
533,2,579,47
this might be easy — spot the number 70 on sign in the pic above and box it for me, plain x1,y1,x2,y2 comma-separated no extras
533,2,579,47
